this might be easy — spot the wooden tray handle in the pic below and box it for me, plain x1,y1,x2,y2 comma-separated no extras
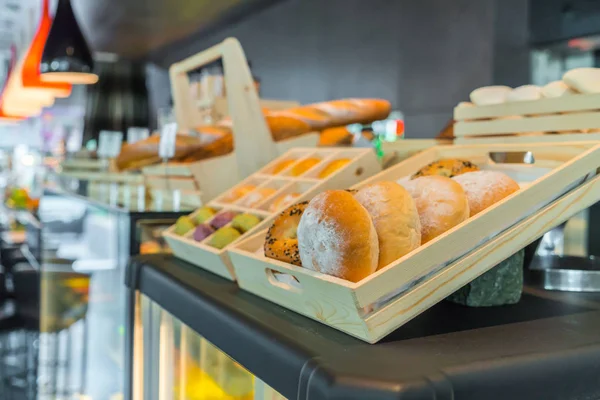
169,38,278,179
264,268,304,294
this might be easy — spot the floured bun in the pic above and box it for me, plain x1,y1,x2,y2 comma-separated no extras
297,190,378,282
354,181,421,269
401,176,469,243
453,171,520,216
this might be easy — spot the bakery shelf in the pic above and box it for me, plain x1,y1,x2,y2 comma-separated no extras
124,254,600,400
453,93,600,144
229,142,600,343
163,147,381,281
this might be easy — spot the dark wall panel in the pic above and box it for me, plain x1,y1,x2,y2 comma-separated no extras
147,0,528,138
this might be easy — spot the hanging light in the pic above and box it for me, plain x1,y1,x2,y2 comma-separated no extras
40,0,98,85
0,109,25,123
1,46,47,117
22,0,72,97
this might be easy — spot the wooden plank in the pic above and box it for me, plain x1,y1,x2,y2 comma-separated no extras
454,111,600,136
455,132,600,144
454,93,600,120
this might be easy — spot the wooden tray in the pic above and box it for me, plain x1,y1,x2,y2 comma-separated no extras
228,142,600,343
163,148,381,280
453,93,600,144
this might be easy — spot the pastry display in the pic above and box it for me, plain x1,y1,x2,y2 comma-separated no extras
268,193,301,212
194,207,216,224
117,98,391,171
260,157,523,284
264,202,308,266
354,182,421,269
210,211,239,229
453,171,520,216
297,191,379,282
318,158,351,179
270,159,296,174
237,187,277,207
193,224,215,242
411,159,479,179
209,227,242,249
401,176,470,243
290,157,321,176
174,216,196,236
221,184,256,203
231,213,262,233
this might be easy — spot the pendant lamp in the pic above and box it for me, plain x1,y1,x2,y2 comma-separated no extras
0,108,25,123
1,46,47,117
40,0,98,85
22,0,72,97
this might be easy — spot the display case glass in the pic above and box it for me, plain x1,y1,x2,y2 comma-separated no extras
35,189,190,399
133,294,285,400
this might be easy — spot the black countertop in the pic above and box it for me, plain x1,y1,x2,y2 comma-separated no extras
126,255,600,400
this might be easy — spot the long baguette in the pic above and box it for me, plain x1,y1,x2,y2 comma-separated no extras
117,98,391,170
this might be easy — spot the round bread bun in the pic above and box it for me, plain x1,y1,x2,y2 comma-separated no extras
412,159,479,179
453,171,520,216
401,176,469,244
265,202,308,266
298,190,378,282
354,181,421,269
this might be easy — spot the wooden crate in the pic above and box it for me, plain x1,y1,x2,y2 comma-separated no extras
228,142,600,343
454,93,600,144
163,148,381,281
161,38,319,203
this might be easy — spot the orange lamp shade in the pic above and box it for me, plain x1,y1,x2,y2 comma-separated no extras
21,0,72,97
0,108,25,122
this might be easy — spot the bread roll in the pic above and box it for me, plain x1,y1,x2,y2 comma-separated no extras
401,176,469,243
298,190,378,282
354,182,421,269
470,86,511,105
453,171,520,216
541,81,577,98
563,68,600,94
412,159,479,179
506,85,542,102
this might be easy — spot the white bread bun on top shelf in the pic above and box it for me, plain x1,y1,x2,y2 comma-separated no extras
506,85,543,102
541,81,577,98
470,86,511,106
563,68,600,94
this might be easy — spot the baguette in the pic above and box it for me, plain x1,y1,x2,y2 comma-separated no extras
117,98,391,170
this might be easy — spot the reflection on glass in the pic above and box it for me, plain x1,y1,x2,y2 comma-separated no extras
137,297,285,400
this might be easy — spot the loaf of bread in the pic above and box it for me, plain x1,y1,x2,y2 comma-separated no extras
116,98,391,170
